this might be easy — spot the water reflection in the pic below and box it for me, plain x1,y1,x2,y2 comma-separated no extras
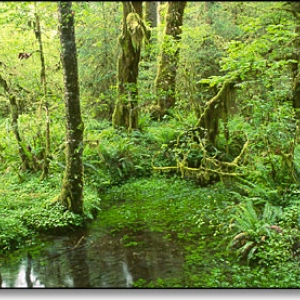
1,254,44,288
0,228,184,288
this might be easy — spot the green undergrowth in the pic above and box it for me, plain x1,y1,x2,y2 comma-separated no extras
0,170,100,253
2,115,300,286
96,174,226,233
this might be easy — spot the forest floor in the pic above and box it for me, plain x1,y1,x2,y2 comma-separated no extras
2,168,300,287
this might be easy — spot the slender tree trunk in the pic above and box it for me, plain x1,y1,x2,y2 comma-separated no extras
34,6,51,180
112,2,149,131
0,75,32,171
9,95,33,171
292,24,300,119
145,1,158,27
57,1,84,214
154,1,187,117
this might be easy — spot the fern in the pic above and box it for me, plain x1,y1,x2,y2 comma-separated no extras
227,200,282,262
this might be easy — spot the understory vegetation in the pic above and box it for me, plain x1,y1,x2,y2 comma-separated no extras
2,116,300,287
2,1,300,288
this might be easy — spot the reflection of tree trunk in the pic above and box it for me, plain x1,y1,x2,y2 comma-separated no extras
154,1,187,117
57,2,84,214
25,252,33,288
112,2,149,131
68,237,91,287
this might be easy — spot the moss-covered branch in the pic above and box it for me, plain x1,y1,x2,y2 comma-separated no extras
152,137,249,184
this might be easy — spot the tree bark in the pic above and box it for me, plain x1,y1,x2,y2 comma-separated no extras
57,1,84,214
145,1,158,27
112,2,149,131
154,1,187,117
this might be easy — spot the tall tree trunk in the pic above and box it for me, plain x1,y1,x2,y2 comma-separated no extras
145,1,158,27
143,2,158,67
154,1,187,117
112,2,149,131
57,1,84,214
34,5,51,180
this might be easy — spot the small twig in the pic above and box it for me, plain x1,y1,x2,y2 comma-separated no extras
72,235,85,250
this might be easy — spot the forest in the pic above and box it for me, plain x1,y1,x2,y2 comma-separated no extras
1,1,300,288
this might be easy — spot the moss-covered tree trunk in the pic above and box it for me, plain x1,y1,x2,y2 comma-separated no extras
112,2,148,131
9,94,33,171
57,1,84,214
154,1,187,117
196,78,236,146
0,75,32,171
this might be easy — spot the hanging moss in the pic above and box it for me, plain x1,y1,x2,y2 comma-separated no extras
197,78,237,145
112,2,150,131
126,12,151,52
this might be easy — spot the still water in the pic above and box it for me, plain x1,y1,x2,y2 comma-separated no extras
0,227,184,288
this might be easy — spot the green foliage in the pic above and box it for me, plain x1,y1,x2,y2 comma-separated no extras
75,2,121,117
0,167,99,253
224,200,287,264
20,203,84,233
0,210,32,252
85,127,153,185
